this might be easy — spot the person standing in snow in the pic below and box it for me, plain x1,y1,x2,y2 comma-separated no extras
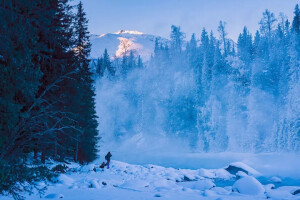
105,152,112,169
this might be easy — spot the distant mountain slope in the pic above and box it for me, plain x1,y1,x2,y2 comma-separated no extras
90,30,168,61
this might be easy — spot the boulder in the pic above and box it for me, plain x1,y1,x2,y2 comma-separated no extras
233,176,265,195
293,189,300,195
270,176,282,183
225,162,261,176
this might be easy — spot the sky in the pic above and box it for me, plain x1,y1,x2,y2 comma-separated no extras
76,0,299,40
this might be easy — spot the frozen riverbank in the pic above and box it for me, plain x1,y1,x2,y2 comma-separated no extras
2,158,299,200
102,151,300,178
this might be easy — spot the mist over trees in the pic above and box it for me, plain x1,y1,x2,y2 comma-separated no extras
0,1,299,199
95,5,300,153
0,0,98,198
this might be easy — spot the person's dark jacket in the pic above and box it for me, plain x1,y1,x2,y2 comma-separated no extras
105,152,112,161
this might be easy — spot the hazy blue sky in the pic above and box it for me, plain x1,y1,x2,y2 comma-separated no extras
76,0,299,40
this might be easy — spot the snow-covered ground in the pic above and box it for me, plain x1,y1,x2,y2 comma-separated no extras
108,151,300,179
1,157,300,200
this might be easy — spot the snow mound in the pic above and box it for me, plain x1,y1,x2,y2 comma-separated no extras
178,179,215,191
233,176,265,195
119,179,149,190
151,179,179,191
236,170,248,178
89,179,102,189
266,186,300,199
214,169,234,180
225,162,261,176
270,176,282,183
58,174,74,186
211,186,231,195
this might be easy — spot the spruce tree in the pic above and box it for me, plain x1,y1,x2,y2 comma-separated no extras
292,4,300,57
218,21,228,56
187,33,198,69
170,25,185,59
292,4,300,34
137,56,144,68
237,27,253,64
103,49,115,76
74,1,99,163
37,0,77,162
96,57,104,76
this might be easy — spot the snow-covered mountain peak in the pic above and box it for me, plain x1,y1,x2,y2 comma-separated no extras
90,31,168,61
98,33,107,38
114,30,144,35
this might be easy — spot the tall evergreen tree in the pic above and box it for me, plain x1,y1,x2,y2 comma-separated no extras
37,0,77,163
218,21,228,56
96,57,104,76
259,9,277,39
137,56,144,68
74,1,98,163
170,25,185,59
292,4,300,34
237,27,253,64
103,49,115,76
292,4,300,57
187,33,198,69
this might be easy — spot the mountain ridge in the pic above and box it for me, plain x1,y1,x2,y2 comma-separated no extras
90,30,168,61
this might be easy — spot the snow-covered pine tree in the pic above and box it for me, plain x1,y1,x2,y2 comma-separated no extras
170,25,185,65
282,4,300,151
218,21,228,56
292,4,300,34
237,27,253,64
187,33,198,69
96,57,104,76
103,48,115,76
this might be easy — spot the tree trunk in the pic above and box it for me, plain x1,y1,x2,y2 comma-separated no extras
53,141,57,159
75,136,79,162
34,148,38,161
41,150,45,164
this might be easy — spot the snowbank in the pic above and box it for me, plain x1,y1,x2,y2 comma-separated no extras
1,160,300,200
233,176,265,195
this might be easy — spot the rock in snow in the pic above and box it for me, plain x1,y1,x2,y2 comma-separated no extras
225,162,261,176
270,176,282,183
233,176,265,195
293,189,300,195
